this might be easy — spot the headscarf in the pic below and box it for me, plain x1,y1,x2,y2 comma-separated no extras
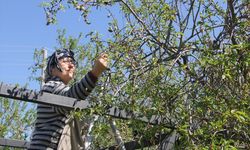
44,49,76,82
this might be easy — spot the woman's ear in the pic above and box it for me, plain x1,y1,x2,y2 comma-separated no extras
51,67,59,77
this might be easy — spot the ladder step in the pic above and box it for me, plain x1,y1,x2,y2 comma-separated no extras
0,138,30,148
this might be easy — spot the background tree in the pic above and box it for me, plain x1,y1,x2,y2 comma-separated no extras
0,96,36,149
32,0,249,149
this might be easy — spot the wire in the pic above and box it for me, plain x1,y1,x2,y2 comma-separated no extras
0,63,32,66
0,45,54,53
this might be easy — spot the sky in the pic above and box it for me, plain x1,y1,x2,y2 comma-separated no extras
0,0,116,90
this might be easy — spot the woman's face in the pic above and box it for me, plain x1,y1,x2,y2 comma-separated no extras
52,57,76,84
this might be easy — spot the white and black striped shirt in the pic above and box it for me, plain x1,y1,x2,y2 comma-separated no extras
29,72,97,150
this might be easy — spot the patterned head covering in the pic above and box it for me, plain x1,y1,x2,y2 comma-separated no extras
44,49,76,82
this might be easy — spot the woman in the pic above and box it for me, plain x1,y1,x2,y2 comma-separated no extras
29,49,108,149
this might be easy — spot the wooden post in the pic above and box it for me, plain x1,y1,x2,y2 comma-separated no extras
41,49,47,89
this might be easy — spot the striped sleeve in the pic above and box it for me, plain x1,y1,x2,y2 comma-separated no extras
45,72,97,114
53,71,97,98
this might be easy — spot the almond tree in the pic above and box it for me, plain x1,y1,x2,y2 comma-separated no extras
36,0,249,149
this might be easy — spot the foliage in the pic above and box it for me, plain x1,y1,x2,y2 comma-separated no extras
36,0,250,149
0,96,36,149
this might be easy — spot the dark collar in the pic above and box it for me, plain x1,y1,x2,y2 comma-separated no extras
45,76,62,83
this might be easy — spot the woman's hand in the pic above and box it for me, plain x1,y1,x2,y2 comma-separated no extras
91,53,109,77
